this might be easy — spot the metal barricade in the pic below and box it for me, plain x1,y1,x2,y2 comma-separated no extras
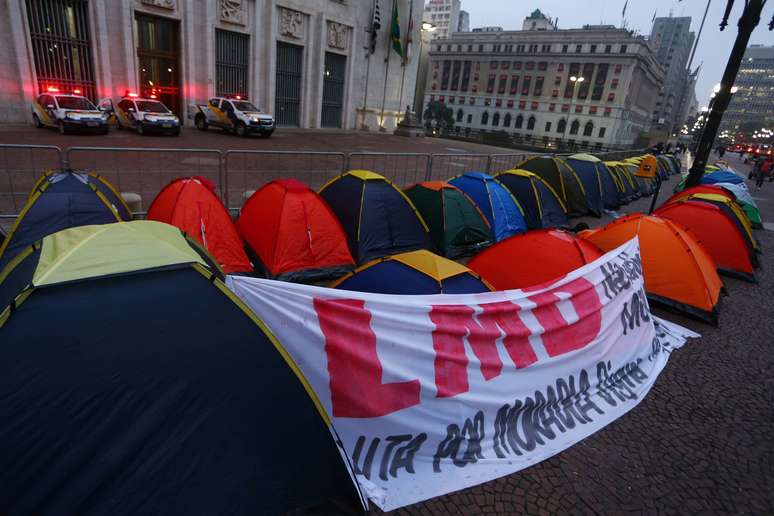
223,150,346,210
488,153,530,174
0,144,64,218
428,153,491,181
345,152,430,186
64,147,224,212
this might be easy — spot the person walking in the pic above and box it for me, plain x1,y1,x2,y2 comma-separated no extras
757,156,774,189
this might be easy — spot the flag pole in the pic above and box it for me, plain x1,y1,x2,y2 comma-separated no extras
397,0,413,115
378,0,397,131
361,0,378,130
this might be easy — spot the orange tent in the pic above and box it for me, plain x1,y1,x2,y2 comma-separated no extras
147,177,251,274
581,214,723,323
468,229,603,290
237,179,354,281
655,201,756,282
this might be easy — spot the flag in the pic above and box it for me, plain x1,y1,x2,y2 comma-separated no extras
403,0,414,65
369,0,381,54
652,9,657,22
622,0,628,17
390,1,403,59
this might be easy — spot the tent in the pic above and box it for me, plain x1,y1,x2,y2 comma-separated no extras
468,229,603,290
518,155,588,215
663,154,681,175
319,170,430,263
655,201,757,281
0,170,130,271
237,179,354,281
701,170,743,185
667,192,759,256
619,161,654,196
581,214,723,323
494,169,569,230
404,181,492,258
655,156,672,179
564,154,615,215
666,184,735,205
603,161,640,204
330,249,492,294
0,221,357,514
147,177,251,274
448,172,527,241
706,182,762,228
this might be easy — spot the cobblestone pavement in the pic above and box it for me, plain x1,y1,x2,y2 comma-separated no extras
370,153,774,515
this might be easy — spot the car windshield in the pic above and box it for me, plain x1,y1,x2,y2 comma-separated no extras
232,101,259,112
56,96,96,110
136,101,169,113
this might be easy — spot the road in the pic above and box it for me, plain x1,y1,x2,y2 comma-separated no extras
372,152,774,516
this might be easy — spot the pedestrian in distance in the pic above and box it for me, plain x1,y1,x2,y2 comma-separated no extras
757,156,774,189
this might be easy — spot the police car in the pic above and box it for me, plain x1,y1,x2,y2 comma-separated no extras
193,96,275,137
32,87,109,134
100,93,180,136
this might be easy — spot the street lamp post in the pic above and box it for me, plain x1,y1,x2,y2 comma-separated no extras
685,0,772,188
414,22,436,124
561,76,584,151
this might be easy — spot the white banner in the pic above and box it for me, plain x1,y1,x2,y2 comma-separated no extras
227,238,698,511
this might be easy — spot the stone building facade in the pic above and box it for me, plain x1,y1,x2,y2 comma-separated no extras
649,16,695,133
0,0,423,130
723,45,774,132
424,21,664,149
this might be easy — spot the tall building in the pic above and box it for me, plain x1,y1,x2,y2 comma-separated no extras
722,45,774,131
0,0,424,131
425,16,664,149
649,16,695,133
457,10,470,33
423,0,461,40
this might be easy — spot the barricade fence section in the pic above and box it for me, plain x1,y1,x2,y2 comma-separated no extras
223,151,346,210
428,154,490,181
64,147,224,213
0,144,64,218
346,153,431,186
488,153,531,174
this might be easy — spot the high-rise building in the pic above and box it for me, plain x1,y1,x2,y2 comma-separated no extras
457,10,470,33
423,0,461,40
722,45,774,132
649,16,695,133
425,15,664,149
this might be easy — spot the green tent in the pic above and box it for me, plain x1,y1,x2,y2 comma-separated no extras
404,181,493,258
517,156,588,216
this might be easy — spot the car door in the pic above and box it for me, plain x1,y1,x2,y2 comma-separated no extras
203,98,226,127
115,99,136,127
98,98,116,125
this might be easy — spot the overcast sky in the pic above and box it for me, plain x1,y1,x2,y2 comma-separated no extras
462,0,773,106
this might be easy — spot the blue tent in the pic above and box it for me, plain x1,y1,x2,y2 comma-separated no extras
565,154,621,214
494,170,569,230
449,172,527,241
702,170,743,185
331,250,491,294
0,170,130,270
319,170,430,263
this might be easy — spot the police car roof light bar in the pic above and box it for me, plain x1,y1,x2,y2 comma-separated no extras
47,86,60,93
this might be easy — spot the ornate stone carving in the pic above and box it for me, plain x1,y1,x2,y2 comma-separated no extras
279,8,304,39
220,0,245,25
140,0,175,9
327,21,349,50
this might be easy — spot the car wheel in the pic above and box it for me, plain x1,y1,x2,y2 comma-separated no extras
235,122,247,137
58,121,67,135
195,115,208,131
171,128,181,137
137,123,145,136
100,127,109,135
32,114,43,128
261,131,273,139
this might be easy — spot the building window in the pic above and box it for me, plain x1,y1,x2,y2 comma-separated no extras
522,76,531,95
538,62,548,71
526,62,535,71
468,44,473,52
557,63,565,72
548,103,556,111
498,74,508,94
467,114,473,123
441,61,451,89
456,109,464,122
614,64,622,74
611,78,619,89
607,92,615,102
492,112,500,126
26,0,98,100
469,97,475,105
545,121,552,132
507,99,514,108
554,76,562,86
604,44,612,54
562,44,568,53
570,120,580,135
578,63,594,99
592,63,609,101
484,97,492,106
552,89,559,98
495,99,502,107
603,107,611,116
583,121,594,136
481,112,489,125
575,105,583,113
504,113,512,127
561,103,570,112
557,118,566,133
450,61,462,90
531,101,539,110
486,73,496,93
598,127,606,138
620,45,627,53
515,114,523,128
460,61,471,91
541,44,551,52
491,60,499,70
527,116,536,130
478,44,484,52
534,76,544,96
510,76,519,95
564,63,580,98
575,44,582,53
216,29,250,97
590,44,597,53
513,61,522,70
519,100,526,109
501,60,510,69
589,106,598,114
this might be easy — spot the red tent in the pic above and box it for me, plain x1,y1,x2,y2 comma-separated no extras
655,200,756,282
468,229,603,290
146,177,251,274
664,185,735,205
237,179,354,281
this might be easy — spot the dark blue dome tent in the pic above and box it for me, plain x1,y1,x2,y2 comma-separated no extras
495,169,570,230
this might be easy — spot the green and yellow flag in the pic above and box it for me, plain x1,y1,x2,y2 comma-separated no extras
390,1,403,58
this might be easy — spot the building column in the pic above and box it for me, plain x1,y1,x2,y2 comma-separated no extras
8,0,36,120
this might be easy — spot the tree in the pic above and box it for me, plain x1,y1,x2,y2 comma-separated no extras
423,101,455,132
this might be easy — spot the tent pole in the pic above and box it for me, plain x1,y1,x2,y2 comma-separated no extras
648,176,662,215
